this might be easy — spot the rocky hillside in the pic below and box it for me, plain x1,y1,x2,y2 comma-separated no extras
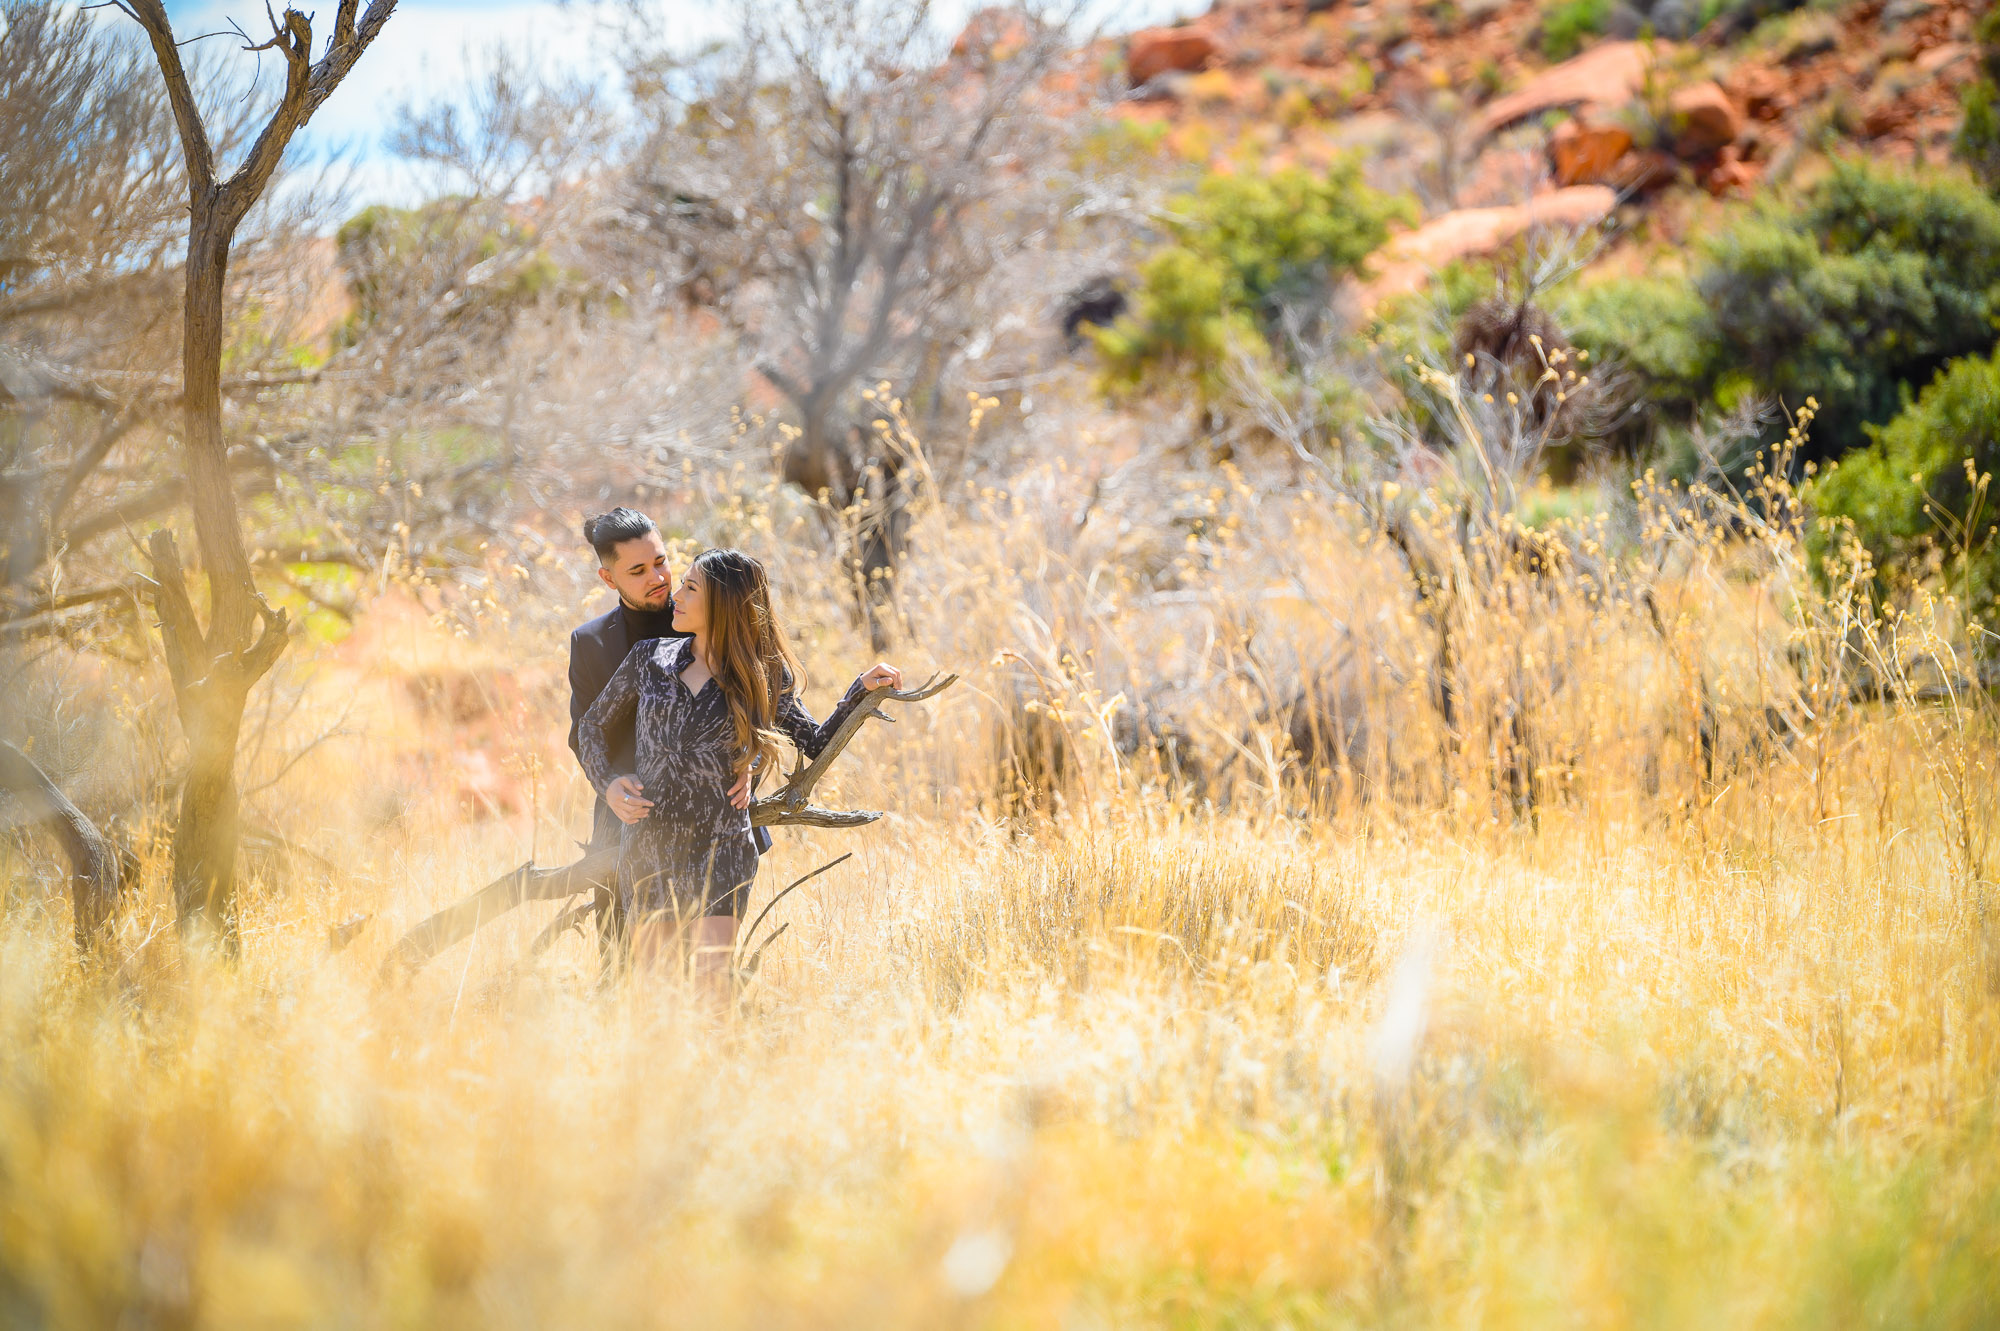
1102,0,1982,297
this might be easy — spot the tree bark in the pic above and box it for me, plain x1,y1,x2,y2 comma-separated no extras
170,229,257,942
0,740,119,950
181,229,261,651
146,227,269,947
146,523,286,951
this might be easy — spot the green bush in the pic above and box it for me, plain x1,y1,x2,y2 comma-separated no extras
1809,348,2000,622
1954,7,2000,192
1094,246,1266,398
1093,161,1411,399
336,200,584,332
1568,160,2000,465
1540,0,1614,60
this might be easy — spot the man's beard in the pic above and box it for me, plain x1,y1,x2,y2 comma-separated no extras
619,589,671,614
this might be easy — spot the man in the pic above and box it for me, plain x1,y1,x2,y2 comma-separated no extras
567,509,760,955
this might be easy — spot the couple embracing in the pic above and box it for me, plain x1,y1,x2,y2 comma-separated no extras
565,508,903,991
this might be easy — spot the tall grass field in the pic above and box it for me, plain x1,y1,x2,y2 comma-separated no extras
3,428,1996,1329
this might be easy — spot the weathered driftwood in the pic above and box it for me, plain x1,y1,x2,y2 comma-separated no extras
0,739,121,950
382,847,620,979
749,671,957,826
383,672,957,979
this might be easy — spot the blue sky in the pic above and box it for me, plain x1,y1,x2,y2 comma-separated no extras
149,0,1206,207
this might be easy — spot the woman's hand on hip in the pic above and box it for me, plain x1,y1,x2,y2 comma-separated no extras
606,774,653,824
859,662,903,692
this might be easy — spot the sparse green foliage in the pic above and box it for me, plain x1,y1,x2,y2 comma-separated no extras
336,201,580,335
1540,0,1613,60
1955,7,2000,192
1092,161,1411,398
1569,160,2000,464
1094,245,1266,398
1810,347,2000,622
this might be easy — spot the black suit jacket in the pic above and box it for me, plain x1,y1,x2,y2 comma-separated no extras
567,598,773,855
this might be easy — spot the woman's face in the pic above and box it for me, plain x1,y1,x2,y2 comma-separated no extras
671,563,709,635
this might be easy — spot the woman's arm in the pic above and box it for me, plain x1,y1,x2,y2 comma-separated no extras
576,644,646,794
775,662,902,760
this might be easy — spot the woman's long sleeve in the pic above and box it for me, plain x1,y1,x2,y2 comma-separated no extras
577,645,645,794
775,676,870,761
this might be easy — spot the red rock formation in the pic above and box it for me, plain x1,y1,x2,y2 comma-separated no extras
1667,82,1741,158
1550,120,1634,186
1358,186,1619,312
1703,144,1759,196
1474,41,1663,137
1128,28,1220,86
1729,66,1789,121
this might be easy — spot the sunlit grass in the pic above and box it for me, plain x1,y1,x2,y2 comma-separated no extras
3,434,1998,1327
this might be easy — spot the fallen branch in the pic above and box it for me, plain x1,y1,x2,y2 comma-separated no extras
735,851,852,966
749,671,957,827
529,897,600,959
0,740,120,950
381,846,619,980
0,582,149,626
384,673,958,980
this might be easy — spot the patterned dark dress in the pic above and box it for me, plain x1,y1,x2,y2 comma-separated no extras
575,636,869,921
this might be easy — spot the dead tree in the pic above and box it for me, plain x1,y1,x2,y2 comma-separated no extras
115,0,399,947
618,0,1078,643
0,740,119,949
382,671,958,979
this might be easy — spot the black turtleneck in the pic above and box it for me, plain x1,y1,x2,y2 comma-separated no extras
616,597,684,644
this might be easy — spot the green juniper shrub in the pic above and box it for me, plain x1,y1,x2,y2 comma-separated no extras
1093,159,1411,400
1567,160,2000,469
1955,7,2000,192
1094,246,1267,400
1961,81,2000,192
1808,347,2000,625
1540,0,1614,60
1693,0,1812,41
336,200,588,336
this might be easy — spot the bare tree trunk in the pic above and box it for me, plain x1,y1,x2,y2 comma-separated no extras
0,739,119,949
771,390,913,651
182,231,261,649
166,237,258,943
147,521,286,950
121,0,400,950
779,393,853,503
775,392,894,648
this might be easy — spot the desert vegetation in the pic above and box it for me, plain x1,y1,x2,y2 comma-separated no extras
2,0,1997,1325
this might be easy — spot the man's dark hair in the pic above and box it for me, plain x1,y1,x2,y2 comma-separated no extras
582,508,658,563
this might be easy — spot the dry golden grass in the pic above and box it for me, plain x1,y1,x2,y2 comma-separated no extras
2,433,1997,1328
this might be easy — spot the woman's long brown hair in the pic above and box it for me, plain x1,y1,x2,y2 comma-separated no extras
694,549,805,779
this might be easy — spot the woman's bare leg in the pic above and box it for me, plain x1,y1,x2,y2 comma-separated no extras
688,914,737,1013
629,913,682,975
628,912,735,1013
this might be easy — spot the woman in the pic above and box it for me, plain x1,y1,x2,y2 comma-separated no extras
575,548,902,989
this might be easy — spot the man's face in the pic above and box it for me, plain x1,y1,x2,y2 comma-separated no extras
597,531,672,610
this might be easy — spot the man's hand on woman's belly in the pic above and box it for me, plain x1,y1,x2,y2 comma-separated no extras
606,774,653,824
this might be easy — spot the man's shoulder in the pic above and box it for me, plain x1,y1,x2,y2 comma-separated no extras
571,605,622,651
